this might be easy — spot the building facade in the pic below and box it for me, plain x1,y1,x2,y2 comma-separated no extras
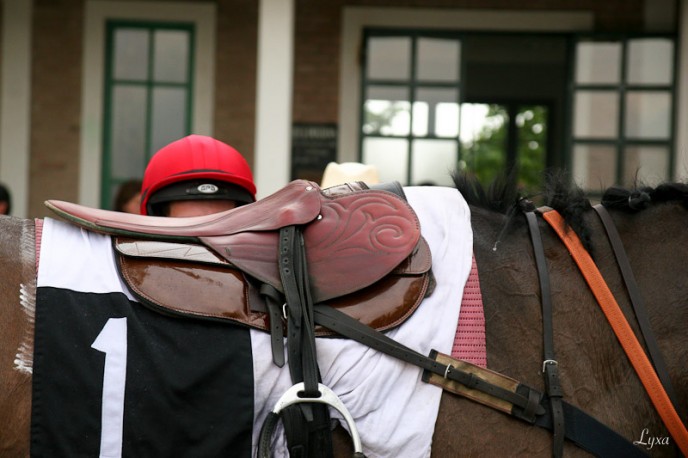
0,0,685,217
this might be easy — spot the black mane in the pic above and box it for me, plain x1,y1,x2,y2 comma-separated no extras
452,170,591,237
453,171,688,254
602,182,688,211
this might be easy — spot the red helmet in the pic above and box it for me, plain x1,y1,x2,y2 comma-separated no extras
140,134,257,215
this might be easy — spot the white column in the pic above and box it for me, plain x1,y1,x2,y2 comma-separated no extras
254,0,294,198
676,0,688,180
0,0,32,217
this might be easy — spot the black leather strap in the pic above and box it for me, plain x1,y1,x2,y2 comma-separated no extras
278,226,334,458
261,283,286,367
314,304,648,457
535,397,649,457
592,204,679,408
314,305,545,421
525,210,565,458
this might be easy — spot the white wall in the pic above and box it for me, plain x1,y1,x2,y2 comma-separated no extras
253,0,294,198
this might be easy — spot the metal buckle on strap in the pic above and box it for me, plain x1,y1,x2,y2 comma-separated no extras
542,359,558,373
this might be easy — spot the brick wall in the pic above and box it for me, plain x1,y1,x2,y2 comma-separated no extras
214,0,259,166
30,0,84,218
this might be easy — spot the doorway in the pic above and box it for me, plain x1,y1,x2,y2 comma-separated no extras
460,102,550,195
460,33,567,192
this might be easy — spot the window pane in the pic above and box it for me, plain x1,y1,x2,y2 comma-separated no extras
573,91,618,138
113,28,150,81
111,85,147,177
416,38,460,82
362,138,408,183
459,104,508,186
150,87,188,155
367,36,411,80
411,140,457,186
625,91,671,139
626,38,673,85
575,42,621,84
363,86,410,136
413,88,459,137
516,106,548,193
623,146,668,186
572,144,617,191
153,29,190,83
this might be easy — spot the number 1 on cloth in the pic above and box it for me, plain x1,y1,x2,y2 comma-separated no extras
91,317,128,458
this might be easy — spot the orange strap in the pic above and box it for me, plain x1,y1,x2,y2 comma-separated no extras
542,210,688,455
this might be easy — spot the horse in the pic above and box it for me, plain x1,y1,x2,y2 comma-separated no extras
1,174,687,457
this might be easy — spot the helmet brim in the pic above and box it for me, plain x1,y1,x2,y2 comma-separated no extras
147,179,255,216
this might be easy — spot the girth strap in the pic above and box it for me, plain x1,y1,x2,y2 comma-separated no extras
525,209,564,458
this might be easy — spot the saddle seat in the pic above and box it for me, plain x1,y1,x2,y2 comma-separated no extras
46,180,433,334
46,180,427,302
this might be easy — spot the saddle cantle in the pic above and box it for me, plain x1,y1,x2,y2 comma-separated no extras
46,180,434,334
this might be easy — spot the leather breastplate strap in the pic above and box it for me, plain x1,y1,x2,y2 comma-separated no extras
592,204,679,408
542,209,688,456
525,209,564,458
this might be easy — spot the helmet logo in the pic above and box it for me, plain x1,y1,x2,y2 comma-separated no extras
197,184,219,194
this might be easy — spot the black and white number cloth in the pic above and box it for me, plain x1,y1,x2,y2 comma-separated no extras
32,219,254,457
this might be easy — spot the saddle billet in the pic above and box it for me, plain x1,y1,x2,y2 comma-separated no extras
46,179,429,302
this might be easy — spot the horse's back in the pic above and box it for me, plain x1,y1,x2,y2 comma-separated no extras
0,216,34,456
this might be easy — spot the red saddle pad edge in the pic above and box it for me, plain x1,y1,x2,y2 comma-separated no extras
35,218,43,274
451,254,488,368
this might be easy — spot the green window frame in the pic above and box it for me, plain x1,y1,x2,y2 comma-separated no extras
360,30,678,193
359,29,463,186
101,20,195,209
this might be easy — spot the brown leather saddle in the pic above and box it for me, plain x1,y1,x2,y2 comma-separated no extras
45,180,433,336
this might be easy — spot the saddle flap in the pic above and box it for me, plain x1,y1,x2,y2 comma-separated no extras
115,237,433,335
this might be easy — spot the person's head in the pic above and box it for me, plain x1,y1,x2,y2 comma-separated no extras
114,179,143,214
0,182,11,215
140,135,256,217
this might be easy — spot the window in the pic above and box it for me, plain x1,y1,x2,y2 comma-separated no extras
360,32,461,186
571,37,676,192
101,21,194,208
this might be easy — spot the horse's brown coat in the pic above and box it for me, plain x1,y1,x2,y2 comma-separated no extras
426,200,687,457
0,217,34,456
334,196,687,457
